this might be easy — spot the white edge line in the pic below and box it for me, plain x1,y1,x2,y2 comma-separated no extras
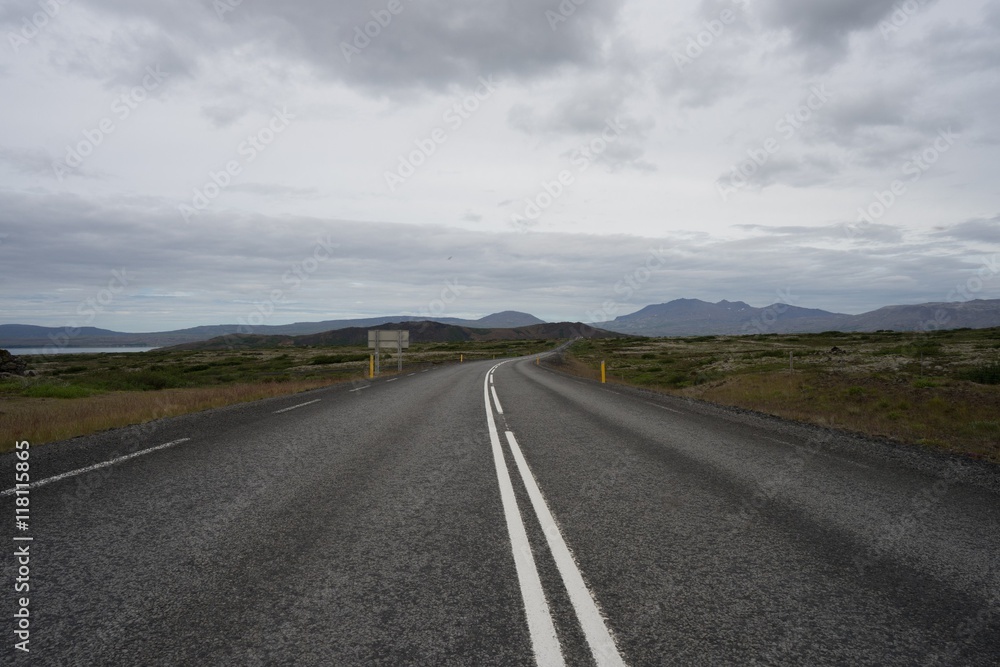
644,401,682,414
505,431,628,667
0,438,192,497
273,399,321,414
484,366,565,667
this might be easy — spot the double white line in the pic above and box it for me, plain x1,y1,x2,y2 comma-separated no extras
484,363,627,667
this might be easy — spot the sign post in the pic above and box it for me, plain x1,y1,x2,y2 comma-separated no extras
368,330,410,377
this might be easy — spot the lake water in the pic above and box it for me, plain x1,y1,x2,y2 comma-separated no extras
4,347,160,356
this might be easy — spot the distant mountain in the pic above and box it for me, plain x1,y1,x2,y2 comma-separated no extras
834,300,1000,332
0,311,547,348
595,299,844,336
166,321,620,351
595,298,1000,336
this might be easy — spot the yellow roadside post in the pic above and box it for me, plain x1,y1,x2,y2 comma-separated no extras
601,360,606,383
460,354,464,363
369,354,374,379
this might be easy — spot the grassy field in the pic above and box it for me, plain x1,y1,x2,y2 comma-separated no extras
0,339,557,451
558,328,1000,463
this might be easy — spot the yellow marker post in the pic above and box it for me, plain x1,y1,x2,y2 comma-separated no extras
369,354,374,379
460,354,464,364
601,360,606,384
536,357,539,366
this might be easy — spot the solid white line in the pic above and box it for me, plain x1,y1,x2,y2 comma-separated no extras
505,431,627,667
0,438,191,497
491,385,504,414
273,399,321,414
484,365,565,666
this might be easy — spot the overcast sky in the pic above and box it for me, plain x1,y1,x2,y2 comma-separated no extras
1,0,998,331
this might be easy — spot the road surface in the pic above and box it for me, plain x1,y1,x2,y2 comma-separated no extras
3,354,999,665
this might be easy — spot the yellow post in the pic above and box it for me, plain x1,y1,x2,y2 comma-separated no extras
601,360,606,384
536,357,539,366
460,354,464,363
369,354,374,379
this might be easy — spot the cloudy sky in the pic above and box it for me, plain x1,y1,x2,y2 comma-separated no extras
1,0,998,331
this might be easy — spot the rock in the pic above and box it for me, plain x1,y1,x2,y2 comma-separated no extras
0,349,28,376
830,346,847,354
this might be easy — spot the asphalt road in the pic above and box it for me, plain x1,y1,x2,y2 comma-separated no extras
2,354,999,665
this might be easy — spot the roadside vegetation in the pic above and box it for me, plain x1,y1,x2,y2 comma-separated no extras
558,328,1000,463
0,339,557,450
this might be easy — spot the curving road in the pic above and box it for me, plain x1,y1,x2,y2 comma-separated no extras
3,354,999,665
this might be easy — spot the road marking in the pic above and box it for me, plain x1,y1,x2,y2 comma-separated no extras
505,431,628,667
0,438,192,497
491,385,504,414
349,386,369,392
483,365,565,666
407,373,416,376
764,437,796,447
386,378,398,382
273,399,321,414
644,401,682,414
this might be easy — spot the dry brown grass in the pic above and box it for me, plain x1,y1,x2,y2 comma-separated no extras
560,332,1000,463
0,378,345,451
677,372,1000,462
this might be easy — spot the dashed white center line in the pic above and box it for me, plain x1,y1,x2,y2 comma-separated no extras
0,438,192,497
386,378,398,383
349,386,369,392
273,399,321,414
407,373,416,376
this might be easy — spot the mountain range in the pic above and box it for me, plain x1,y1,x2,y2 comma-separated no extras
167,321,619,351
3,300,1000,348
594,298,1000,336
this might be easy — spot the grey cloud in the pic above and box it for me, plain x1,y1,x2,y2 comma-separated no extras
757,0,925,66
1,191,995,328
0,146,55,176
43,0,627,95
930,216,1000,244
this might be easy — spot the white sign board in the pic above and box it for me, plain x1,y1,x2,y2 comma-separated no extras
368,330,410,349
